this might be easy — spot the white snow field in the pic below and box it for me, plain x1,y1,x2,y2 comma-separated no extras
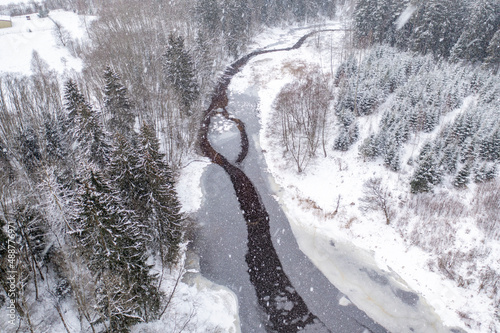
0,9,88,75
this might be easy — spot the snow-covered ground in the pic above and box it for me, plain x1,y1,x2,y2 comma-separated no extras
0,9,89,75
130,250,241,333
221,22,497,333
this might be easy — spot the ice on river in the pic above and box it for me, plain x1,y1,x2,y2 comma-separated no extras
281,203,464,333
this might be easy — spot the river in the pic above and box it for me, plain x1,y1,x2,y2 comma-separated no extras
192,29,462,333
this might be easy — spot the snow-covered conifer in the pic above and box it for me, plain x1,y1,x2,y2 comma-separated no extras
163,34,200,114
453,163,471,188
134,123,184,264
103,67,135,137
450,0,500,63
410,144,441,193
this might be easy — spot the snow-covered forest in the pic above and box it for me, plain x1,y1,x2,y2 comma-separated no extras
0,0,499,332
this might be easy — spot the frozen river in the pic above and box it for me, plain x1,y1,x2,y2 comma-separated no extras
194,88,387,332
192,29,463,333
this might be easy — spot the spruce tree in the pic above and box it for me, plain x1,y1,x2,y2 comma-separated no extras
479,127,500,162
453,163,471,188
134,124,184,264
450,0,500,63
103,67,135,136
440,144,459,174
73,167,159,330
63,79,88,124
64,79,110,169
67,85,110,170
384,144,400,172
163,34,200,114
44,112,68,165
473,163,497,183
410,144,441,193
108,134,138,205
359,134,380,160
485,29,500,73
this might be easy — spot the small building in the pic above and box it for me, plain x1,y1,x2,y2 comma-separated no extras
0,15,12,29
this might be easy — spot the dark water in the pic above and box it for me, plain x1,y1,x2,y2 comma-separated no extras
195,31,388,333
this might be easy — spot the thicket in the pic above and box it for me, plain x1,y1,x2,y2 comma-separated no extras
0,67,184,332
270,66,332,173
330,46,500,193
352,0,500,72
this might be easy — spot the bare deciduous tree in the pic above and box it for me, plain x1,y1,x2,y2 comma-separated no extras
271,67,332,173
360,177,394,225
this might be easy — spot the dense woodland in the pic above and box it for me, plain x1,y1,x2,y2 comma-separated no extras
266,0,500,326
0,0,499,331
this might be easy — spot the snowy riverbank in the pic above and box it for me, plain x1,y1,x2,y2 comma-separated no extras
226,21,497,333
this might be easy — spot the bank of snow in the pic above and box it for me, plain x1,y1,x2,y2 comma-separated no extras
170,156,241,333
229,23,495,333
131,251,240,333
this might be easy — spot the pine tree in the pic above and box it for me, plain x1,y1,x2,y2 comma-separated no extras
103,67,135,136
163,34,200,114
410,144,441,193
134,124,184,264
453,163,471,188
73,167,159,330
450,0,500,63
485,29,500,73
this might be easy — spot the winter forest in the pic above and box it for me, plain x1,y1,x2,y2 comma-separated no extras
0,0,499,332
